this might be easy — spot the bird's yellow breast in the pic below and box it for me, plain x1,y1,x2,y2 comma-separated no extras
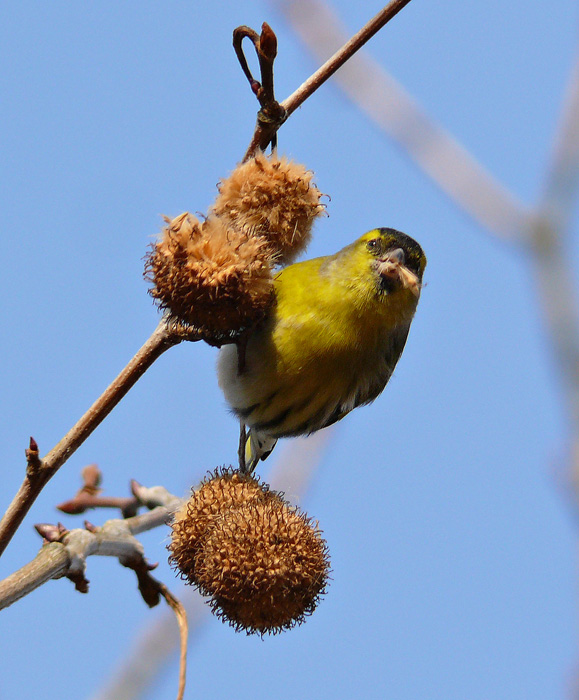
218,252,419,437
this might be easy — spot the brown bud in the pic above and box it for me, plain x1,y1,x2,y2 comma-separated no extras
145,213,274,342
212,152,326,264
169,468,280,587
259,23,277,61
196,499,330,635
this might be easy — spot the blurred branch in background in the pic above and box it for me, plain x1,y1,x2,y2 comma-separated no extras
530,51,579,491
272,0,532,242
87,2,579,694
540,50,579,230
274,0,579,497
89,430,333,700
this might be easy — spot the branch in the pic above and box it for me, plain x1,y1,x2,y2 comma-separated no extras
243,0,414,158
0,484,182,610
0,478,188,700
0,321,182,560
0,542,71,609
57,465,141,517
540,49,579,232
281,0,412,118
529,50,579,490
273,0,530,242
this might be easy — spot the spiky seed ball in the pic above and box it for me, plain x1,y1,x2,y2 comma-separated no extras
212,152,325,264
196,499,330,634
145,213,274,341
169,468,280,586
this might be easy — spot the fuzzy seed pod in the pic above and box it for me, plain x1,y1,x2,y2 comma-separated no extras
169,468,280,586
212,152,325,264
196,499,330,635
145,213,274,342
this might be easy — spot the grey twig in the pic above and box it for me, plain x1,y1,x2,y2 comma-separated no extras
0,485,182,610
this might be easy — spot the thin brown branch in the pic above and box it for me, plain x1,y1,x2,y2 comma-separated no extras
243,0,413,159
57,493,139,517
57,465,139,517
281,0,412,117
0,320,181,560
274,0,530,242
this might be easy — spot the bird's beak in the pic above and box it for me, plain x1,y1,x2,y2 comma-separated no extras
376,248,421,297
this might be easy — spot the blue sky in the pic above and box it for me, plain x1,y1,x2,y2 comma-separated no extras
1,1,577,699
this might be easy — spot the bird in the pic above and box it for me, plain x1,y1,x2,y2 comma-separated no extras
218,227,426,472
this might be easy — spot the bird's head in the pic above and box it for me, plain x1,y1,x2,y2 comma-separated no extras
356,228,426,299
322,228,426,325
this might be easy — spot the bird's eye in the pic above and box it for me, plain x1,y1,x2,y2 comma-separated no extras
366,239,381,255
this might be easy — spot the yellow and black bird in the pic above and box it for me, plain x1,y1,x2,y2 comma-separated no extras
218,227,426,471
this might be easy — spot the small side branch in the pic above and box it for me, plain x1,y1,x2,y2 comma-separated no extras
57,465,140,517
0,483,182,610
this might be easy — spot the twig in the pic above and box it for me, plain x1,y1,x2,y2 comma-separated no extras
236,23,286,159
281,0,412,118
0,321,181,560
0,475,185,698
0,485,182,610
57,493,139,517
157,584,188,700
57,465,139,517
90,592,206,700
243,0,414,159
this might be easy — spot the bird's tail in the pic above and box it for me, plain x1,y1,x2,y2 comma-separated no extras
244,429,278,473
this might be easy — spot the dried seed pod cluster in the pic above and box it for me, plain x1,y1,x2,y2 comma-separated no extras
145,152,325,343
212,152,325,265
145,213,274,341
169,468,330,635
